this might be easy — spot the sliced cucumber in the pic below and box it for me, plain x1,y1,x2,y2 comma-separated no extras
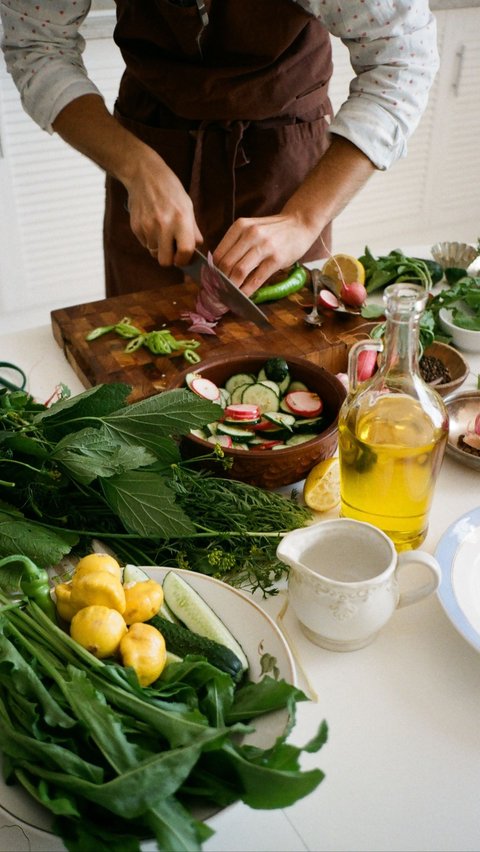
230,383,253,404
225,372,256,394
162,571,249,674
287,380,308,392
264,411,296,430
241,382,279,414
217,423,256,441
206,421,218,435
259,379,280,396
219,387,231,408
285,433,318,446
189,428,209,440
294,415,326,433
122,564,151,585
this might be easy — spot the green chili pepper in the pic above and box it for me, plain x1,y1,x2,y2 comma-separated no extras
124,335,146,353
114,317,144,339
85,323,116,341
0,555,56,620
183,348,201,364
251,263,308,304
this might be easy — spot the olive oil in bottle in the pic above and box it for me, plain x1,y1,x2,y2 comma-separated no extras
338,284,448,551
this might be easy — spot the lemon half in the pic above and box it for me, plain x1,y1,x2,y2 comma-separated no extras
303,457,340,512
322,254,365,289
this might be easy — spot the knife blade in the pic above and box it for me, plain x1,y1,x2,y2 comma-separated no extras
181,249,271,329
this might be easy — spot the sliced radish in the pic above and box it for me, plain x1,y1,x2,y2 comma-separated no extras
207,434,233,448
252,417,275,431
318,289,340,310
224,403,261,421
284,390,323,417
190,377,221,401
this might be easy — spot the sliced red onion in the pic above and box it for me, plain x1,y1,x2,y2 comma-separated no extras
182,251,230,336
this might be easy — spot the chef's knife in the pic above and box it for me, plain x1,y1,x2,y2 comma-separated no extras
182,248,271,329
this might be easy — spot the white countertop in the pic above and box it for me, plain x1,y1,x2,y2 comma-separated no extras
0,321,479,852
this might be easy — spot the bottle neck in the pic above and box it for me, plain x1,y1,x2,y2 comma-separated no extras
381,311,421,377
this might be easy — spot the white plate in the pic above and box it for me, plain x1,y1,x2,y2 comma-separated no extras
435,507,480,652
0,568,296,835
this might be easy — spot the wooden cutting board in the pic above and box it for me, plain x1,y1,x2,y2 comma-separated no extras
51,278,374,402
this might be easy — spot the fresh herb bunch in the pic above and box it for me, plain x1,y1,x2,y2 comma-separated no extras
426,275,480,334
0,384,312,595
0,594,327,850
359,247,440,293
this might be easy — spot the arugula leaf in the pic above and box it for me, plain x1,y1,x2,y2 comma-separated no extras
52,426,157,485
0,510,79,567
101,471,195,537
103,389,222,451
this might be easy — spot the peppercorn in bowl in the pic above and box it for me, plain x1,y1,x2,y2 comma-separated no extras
421,342,469,397
172,353,347,489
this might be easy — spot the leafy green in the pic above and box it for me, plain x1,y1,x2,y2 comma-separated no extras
0,384,312,594
0,597,327,851
359,247,435,293
425,275,480,338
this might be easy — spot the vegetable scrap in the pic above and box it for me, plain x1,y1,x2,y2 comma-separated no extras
86,317,201,363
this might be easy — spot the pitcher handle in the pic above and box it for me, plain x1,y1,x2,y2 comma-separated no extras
396,551,441,609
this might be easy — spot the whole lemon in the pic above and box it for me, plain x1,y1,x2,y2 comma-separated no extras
70,570,126,613
123,579,164,625
70,605,127,658
120,623,167,686
74,553,122,580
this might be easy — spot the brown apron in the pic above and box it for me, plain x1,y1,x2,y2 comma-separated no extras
105,0,333,296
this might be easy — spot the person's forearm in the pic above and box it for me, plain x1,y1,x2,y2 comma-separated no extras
282,135,376,236
52,93,201,266
52,94,154,186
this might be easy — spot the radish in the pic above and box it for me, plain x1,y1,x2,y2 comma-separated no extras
207,434,233,448
284,391,323,417
190,377,221,401
340,281,367,308
318,289,340,310
224,403,261,421
357,349,377,382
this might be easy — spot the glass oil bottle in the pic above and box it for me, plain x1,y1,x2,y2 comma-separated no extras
338,283,449,551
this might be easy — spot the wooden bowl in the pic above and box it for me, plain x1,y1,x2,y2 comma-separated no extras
173,353,347,490
422,341,469,397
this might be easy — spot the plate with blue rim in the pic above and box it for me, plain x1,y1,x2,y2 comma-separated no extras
435,506,480,652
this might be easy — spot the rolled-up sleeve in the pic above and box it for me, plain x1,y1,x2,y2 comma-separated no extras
296,0,440,169
0,0,101,133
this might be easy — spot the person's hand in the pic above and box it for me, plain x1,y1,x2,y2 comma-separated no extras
125,150,203,267
212,212,317,297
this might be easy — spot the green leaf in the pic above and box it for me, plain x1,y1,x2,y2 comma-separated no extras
35,384,131,440
52,426,157,485
0,511,78,567
0,633,75,729
101,471,195,537
103,389,222,452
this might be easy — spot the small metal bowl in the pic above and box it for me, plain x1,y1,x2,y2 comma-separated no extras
444,390,480,471
431,241,478,271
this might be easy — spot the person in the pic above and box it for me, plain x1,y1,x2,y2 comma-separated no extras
0,0,439,299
